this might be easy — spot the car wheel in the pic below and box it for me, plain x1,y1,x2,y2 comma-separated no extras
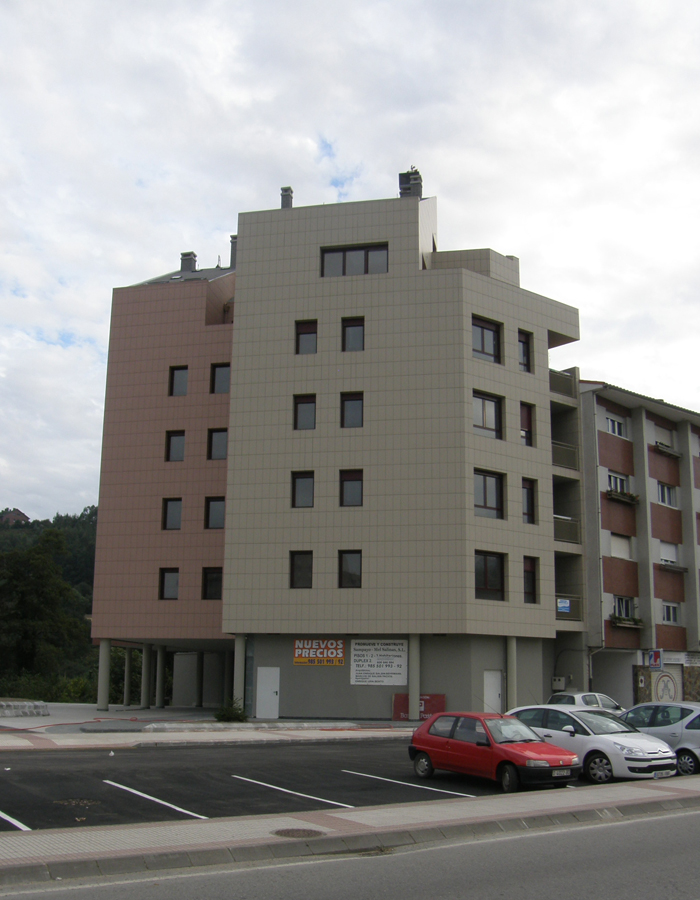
414,752,434,779
500,763,519,793
585,752,613,784
677,750,699,776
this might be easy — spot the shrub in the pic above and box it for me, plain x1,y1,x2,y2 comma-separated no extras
214,698,247,722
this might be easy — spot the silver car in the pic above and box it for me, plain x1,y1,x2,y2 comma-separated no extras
620,702,700,775
547,692,625,713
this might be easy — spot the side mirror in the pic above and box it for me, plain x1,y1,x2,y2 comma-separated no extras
476,736,490,747
562,725,575,735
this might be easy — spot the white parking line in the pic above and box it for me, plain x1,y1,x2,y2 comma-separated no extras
0,809,31,831
342,770,477,797
232,775,355,808
103,780,208,819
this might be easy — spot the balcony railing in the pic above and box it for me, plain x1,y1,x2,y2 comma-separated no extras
555,594,582,621
552,440,579,470
553,515,580,543
549,369,576,398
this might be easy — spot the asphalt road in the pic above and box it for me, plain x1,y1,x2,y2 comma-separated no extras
0,741,509,832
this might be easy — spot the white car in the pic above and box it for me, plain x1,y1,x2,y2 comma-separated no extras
547,692,625,714
620,702,700,776
507,705,677,783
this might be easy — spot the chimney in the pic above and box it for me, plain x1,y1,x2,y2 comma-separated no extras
399,168,423,199
230,235,237,270
281,186,293,209
180,251,197,273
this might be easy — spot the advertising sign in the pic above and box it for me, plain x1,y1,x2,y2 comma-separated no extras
351,640,408,685
392,693,446,721
556,597,571,614
648,649,663,670
293,638,345,666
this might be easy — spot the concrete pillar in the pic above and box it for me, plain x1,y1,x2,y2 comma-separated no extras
408,634,421,721
123,648,132,707
506,636,517,710
223,650,234,705
140,643,152,709
195,651,204,707
233,634,246,704
97,639,111,711
155,646,166,708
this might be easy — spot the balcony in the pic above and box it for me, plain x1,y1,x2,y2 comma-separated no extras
553,515,580,543
549,369,576,398
552,441,579,470
555,594,582,621
606,489,639,505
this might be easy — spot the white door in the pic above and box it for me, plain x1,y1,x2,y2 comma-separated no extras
256,667,280,719
484,670,502,713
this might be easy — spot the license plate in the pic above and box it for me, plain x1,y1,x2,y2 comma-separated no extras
553,769,571,777
653,770,673,779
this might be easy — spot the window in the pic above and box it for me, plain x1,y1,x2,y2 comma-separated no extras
518,331,532,372
428,716,457,737
166,431,185,462
608,472,628,493
524,557,537,604
472,317,500,363
294,395,316,430
660,541,678,565
205,497,225,529
340,470,363,506
606,416,626,437
169,366,188,397
295,320,317,355
207,428,228,460
342,317,365,351
658,483,676,506
520,403,533,446
210,364,230,394
475,471,503,519
162,499,182,530
339,550,362,588
159,568,179,600
292,472,314,508
322,245,388,277
610,534,632,559
202,567,222,600
663,602,680,624
522,479,535,524
341,392,363,428
473,393,502,439
656,425,674,447
614,596,636,619
475,551,504,601
290,551,313,588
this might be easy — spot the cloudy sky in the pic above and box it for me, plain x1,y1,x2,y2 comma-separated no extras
1,0,699,520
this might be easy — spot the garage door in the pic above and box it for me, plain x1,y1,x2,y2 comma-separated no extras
652,664,684,702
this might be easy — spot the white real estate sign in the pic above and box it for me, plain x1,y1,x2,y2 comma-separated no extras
351,640,408,685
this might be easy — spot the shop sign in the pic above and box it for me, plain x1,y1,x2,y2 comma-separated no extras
293,638,345,666
392,693,446,720
648,649,663,670
351,640,408,685
556,597,571,614
685,653,700,667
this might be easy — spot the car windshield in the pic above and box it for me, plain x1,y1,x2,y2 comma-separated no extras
548,695,573,705
574,710,637,734
486,718,540,744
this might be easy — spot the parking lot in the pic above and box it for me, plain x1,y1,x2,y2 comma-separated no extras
0,740,517,832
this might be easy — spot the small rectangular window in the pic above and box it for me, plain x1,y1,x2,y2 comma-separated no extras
295,320,317,355
340,470,363,506
205,497,225,529
614,596,636,619
294,395,316,430
520,403,533,446
607,416,626,437
339,550,362,588
475,551,504,601
522,479,536,524
610,533,631,559
475,471,503,519
290,551,313,588
211,364,231,394
341,392,363,428
656,425,674,447
162,498,182,530
524,557,537,604
608,472,628,493
169,366,188,396
208,429,228,460
292,472,314,508
342,317,365,352
202,567,222,600
663,602,679,624
660,541,678,564
166,431,185,461
518,331,532,373
159,568,179,600
658,483,676,506
322,245,388,277
472,317,501,363
473,393,502,439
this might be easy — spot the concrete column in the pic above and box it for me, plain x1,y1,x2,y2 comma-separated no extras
223,650,234,705
155,646,166,708
140,643,152,709
97,639,111,711
195,651,204,707
408,634,421,721
233,634,246,704
123,648,132,707
506,636,517,710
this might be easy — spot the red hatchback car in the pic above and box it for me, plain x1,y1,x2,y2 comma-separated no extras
409,712,581,792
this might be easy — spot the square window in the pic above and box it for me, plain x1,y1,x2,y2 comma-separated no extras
607,416,626,437
205,497,225,529
522,479,536,524
211,364,230,394
292,472,314,508
524,557,537,604
166,431,185,461
162,498,182,530
658,482,676,506
290,551,313,588
341,392,363,428
475,551,504,601
159,568,179,600
208,428,228,460
656,425,674,447
614,596,636,619
660,541,678,564
339,550,362,588
342,317,365,351
608,472,628,493
169,366,188,396
518,331,532,372
475,471,503,518
473,393,502,439
520,403,533,446
472,317,501,363
295,320,317,355
294,395,316,430
610,533,631,559
340,470,363,506
202,567,222,600
663,602,679,624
